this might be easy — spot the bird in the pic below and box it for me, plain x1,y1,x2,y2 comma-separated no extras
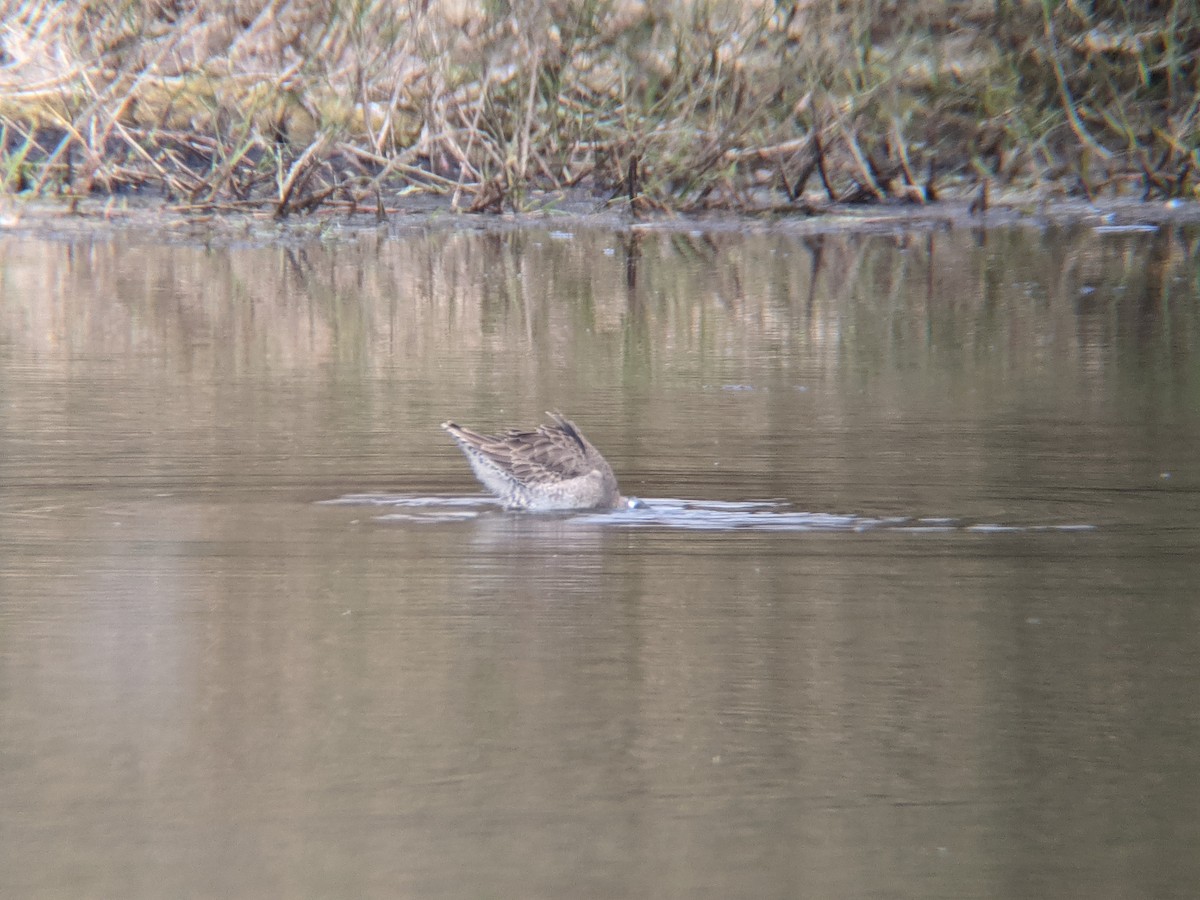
441,412,637,511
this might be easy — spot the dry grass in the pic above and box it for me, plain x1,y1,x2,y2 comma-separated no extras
0,0,1196,216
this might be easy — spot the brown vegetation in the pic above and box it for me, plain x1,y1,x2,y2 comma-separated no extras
0,0,1196,217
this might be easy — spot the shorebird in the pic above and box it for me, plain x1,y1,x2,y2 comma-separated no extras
441,412,637,511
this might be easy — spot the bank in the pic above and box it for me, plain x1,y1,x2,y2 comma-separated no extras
2,2,1196,222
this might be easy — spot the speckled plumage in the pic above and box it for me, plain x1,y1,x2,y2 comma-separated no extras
441,412,628,510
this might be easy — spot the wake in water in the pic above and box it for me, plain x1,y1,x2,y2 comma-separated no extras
320,493,1096,533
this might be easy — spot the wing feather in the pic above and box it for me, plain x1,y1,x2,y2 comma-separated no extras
442,416,605,484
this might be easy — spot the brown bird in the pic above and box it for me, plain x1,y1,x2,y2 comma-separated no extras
441,412,636,510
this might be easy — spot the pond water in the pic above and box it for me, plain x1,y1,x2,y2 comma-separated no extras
2,220,1199,898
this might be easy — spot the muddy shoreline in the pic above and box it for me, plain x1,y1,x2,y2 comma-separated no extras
2,193,1199,246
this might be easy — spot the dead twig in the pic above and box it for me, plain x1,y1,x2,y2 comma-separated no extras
275,136,329,218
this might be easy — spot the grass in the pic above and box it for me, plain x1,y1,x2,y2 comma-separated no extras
0,0,1196,216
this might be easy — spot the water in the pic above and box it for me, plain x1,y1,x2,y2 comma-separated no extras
2,223,1199,898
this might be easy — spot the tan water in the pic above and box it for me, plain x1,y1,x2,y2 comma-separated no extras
2,223,1199,898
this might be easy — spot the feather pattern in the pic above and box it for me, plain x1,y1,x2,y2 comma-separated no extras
442,412,627,510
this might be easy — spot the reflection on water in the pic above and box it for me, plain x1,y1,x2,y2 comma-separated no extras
2,223,1200,898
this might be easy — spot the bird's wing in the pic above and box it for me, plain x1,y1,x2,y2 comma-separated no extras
443,415,604,484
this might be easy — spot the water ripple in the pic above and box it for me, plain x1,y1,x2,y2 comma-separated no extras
321,494,1097,534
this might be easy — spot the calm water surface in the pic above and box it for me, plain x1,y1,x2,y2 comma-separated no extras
2,222,1199,898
